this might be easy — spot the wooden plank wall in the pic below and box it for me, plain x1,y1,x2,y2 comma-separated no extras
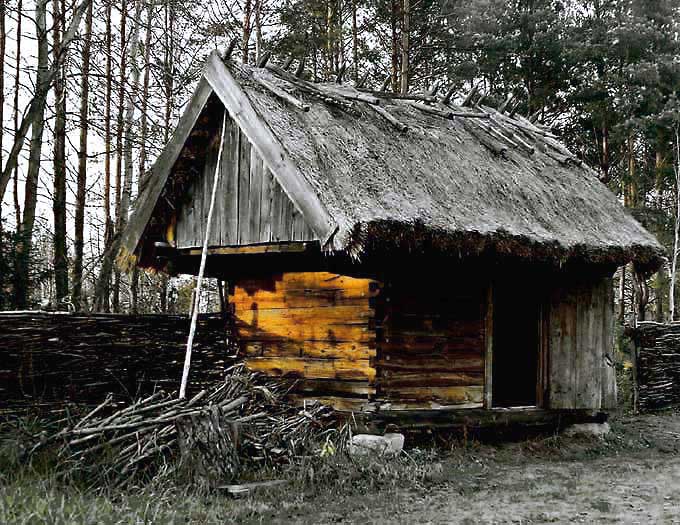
548,276,616,410
230,272,380,411
374,279,486,408
175,112,316,249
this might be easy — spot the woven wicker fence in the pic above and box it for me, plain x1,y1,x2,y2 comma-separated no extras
0,311,234,415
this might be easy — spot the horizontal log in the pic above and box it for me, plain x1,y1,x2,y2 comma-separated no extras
379,385,484,404
244,356,375,381
242,340,376,360
287,394,375,412
376,371,484,388
295,379,374,397
375,356,484,373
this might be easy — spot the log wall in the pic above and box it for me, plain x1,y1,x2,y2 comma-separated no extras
230,272,379,411
174,112,316,249
374,279,485,408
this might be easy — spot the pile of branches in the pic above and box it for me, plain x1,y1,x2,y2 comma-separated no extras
632,322,680,411
28,366,337,486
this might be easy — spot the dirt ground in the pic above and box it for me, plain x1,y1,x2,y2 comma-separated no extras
307,411,680,525
3,408,680,524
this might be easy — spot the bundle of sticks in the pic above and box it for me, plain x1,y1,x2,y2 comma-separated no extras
29,365,336,485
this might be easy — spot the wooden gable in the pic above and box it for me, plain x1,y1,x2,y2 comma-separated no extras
173,111,317,249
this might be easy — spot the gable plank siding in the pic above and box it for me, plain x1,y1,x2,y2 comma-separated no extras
204,52,336,242
259,168,274,242
248,150,263,243
237,130,252,245
175,118,319,249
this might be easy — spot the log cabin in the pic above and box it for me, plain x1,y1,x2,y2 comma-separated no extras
117,50,664,428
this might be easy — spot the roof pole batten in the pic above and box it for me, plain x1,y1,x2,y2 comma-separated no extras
367,103,408,132
252,72,310,111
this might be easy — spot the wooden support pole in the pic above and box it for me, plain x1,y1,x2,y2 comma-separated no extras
282,56,294,70
484,282,493,409
379,75,391,91
222,39,238,61
462,84,479,107
179,112,228,400
256,50,271,68
355,71,369,89
441,86,456,105
336,63,347,83
294,58,305,78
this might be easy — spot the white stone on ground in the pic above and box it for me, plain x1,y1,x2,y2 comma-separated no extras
563,422,611,437
348,433,405,457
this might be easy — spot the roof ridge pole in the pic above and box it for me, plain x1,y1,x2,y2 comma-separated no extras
179,111,227,400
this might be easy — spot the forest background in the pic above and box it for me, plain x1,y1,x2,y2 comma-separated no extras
0,0,678,325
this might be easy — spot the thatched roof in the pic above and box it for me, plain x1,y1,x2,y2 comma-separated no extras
120,51,664,272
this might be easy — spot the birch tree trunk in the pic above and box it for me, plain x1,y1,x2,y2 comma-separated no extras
97,0,114,311
73,0,93,311
400,0,409,94
242,0,252,63
351,0,358,83
12,0,22,226
670,126,680,321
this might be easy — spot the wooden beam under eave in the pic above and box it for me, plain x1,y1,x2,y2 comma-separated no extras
179,241,314,257
204,52,337,246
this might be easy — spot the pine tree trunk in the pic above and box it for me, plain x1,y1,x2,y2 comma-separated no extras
112,0,129,313
0,0,5,225
242,0,252,63
12,0,22,227
254,0,262,62
351,0,358,83
400,0,409,94
96,0,114,312
390,0,399,92
52,0,69,303
15,0,49,308
131,0,154,315
73,0,93,311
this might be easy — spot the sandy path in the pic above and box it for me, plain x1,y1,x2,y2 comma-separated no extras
392,455,680,524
